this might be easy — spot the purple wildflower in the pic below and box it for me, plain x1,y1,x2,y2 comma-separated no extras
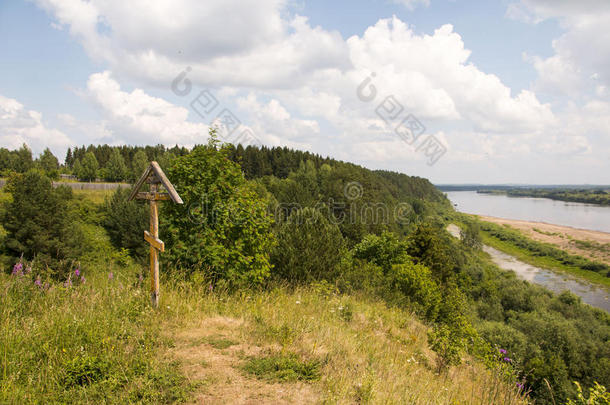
12,262,23,276
516,383,524,390
208,284,213,292
64,279,72,288
34,277,42,287
499,348,507,354
74,268,80,277
108,272,114,280
25,265,32,274
80,275,86,284
503,357,511,362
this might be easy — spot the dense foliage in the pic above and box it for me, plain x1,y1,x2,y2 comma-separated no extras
161,136,275,286
2,171,74,274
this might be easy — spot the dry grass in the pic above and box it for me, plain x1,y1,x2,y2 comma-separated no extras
160,283,528,404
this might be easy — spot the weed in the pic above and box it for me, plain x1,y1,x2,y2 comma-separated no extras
241,352,321,382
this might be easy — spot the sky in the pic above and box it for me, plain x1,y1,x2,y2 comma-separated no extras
0,0,609,184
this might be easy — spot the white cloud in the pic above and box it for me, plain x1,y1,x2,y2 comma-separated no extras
0,95,73,156
85,71,210,146
510,0,610,93
32,0,607,181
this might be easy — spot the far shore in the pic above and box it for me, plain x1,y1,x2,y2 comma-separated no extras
476,215,610,266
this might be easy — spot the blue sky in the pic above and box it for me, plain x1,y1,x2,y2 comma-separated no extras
1,0,609,184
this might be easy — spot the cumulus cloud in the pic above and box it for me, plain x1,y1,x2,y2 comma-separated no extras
32,0,605,180
0,95,73,155
85,71,210,146
509,0,610,94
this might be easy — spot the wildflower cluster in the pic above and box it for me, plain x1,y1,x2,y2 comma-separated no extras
10,258,49,290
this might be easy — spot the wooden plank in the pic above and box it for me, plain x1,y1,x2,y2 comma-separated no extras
150,161,183,204
150,184,160,308
144,230,165,252
128,165,153,201
136,192,171,201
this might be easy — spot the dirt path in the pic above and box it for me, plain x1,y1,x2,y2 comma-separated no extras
167,316,319,404
477,215,610,265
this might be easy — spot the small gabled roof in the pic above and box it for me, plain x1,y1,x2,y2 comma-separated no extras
128,161,183,204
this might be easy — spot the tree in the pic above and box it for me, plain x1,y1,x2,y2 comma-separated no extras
65,148,73,168
103,149,127,182
102,187,148,258
14,144,33,173
162,131,276,286
130,150,148,182
271,207,346,283
79,152,99,182
460,221,482,250
37,148,59,179
2,170,73,272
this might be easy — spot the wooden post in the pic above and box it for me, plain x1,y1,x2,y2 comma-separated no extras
149,184,160,307
128,161,182,309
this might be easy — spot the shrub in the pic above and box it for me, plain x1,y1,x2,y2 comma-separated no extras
162,132,275,286
385,262,441,321
271,207,345,283
352,231,411,273
2,170,74,275
102,187,148,259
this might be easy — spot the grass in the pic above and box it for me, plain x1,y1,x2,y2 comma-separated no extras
0,267,529,404
159,281,528,404
72,188,118,204
0,269,193,403
203,335,238,349
241,352,321,382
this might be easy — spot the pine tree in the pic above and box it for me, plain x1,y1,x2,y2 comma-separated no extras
104,149,127,182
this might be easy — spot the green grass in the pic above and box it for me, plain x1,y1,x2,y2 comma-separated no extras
241,352,321,382
479,227,610,288
72,188,118,204
0,269,193,403
203,335,238,350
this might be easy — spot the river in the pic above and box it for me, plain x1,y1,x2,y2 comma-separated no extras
445,191,610,233
447,225,610,312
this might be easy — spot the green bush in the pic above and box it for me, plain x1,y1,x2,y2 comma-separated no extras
102,187,148,259
271,207,345,283
385,262,441,321
162,132,275,286
2,170,75,276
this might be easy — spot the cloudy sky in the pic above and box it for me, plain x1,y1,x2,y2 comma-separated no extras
1,0,609,184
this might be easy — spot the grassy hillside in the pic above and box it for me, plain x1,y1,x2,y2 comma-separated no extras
0,269,526,404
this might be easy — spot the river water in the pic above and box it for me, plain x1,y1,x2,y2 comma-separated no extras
446,224,610,312
446,191,610,233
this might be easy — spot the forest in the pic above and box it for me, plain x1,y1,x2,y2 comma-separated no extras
1,138,609,404
478,188,610,206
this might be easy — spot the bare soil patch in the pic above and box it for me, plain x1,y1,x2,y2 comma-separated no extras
167,316,320,404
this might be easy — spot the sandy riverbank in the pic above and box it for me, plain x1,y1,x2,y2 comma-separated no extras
476,215,610,265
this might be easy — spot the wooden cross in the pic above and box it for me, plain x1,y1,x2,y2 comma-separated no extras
128,162,183,308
